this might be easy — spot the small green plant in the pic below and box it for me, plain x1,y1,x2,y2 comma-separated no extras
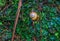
0,0,6,7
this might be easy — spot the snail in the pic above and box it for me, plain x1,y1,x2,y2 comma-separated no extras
30,12,39,21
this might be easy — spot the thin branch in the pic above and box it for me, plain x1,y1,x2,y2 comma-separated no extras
1,0,12,12
1,4,11,12
11,0,22,41
33,37,36,41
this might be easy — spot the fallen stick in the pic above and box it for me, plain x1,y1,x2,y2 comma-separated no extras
11,0,22,41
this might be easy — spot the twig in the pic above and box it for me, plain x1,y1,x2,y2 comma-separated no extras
0,0,12,11
1,4,11,12
33,37,36,41
11,0,22,41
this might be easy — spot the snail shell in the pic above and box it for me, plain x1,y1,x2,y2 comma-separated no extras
30,12,38,20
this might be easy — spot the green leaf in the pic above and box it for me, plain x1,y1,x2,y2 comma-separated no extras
0,22,2,25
